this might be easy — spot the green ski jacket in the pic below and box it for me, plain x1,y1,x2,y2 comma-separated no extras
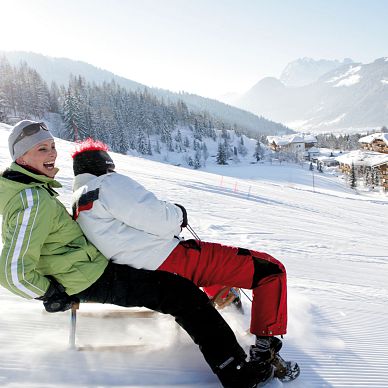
0,163,108,299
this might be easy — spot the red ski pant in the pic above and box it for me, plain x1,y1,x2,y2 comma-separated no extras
157,240,287,336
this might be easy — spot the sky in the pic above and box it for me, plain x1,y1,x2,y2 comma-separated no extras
1,0,388,99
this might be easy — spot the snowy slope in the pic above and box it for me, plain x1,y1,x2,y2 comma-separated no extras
0,123,387,387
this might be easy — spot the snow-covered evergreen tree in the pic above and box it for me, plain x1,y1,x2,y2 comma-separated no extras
349,163,357,189
154,139,161,154
253,139,265,161
175,128,182,143
63,90,83,141
0,90,6,122
137,127,148,154
194,149,202,169
202,142,209,165
147,136,153,156
372,168,380,188
237,136,248,156
48,82,60,113
184,136,190,148
216,143,228,165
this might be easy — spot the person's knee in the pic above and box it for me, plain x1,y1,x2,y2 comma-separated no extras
155,271,210,313
251,257,284,287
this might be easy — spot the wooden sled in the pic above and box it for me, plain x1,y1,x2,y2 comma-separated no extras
69,302,162,351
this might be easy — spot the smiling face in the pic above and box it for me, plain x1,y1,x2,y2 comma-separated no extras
16,140,58,178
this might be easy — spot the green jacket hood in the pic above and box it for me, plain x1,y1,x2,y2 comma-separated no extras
0,163,62,215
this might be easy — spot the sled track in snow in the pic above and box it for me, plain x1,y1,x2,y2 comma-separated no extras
284,298,388,388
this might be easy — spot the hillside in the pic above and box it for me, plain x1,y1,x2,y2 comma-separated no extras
279,57,354,87
0,122,387,387
1,51,292,136
236,58,388,133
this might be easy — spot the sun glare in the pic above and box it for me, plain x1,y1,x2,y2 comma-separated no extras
0,1,50,52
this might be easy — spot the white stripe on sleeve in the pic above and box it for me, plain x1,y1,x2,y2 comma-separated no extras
9,189,40,298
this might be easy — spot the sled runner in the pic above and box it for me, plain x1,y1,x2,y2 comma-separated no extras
69,302,163,351
210,286,244,313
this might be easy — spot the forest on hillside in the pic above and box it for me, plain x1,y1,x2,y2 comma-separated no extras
0,56,268,158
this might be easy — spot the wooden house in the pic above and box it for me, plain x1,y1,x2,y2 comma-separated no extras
267,134,317,156
336,150,388,191
359,133,388,154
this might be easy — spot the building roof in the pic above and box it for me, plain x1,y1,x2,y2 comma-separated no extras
267,134,317,146
336,150,388,167
358,132,388,146
304,134,318,143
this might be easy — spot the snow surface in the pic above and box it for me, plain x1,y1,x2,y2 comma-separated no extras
326,66,362,87
0,123,387,387
333,74,361,87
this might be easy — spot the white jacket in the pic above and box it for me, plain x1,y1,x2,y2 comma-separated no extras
72,172,183,270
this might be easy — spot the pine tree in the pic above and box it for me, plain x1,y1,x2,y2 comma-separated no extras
223,138,232,159
237,136,248,156
349,162,357,189
48,82,60,113
154,139,161,154
193,139,201,151
0,90,6,122
253,139,264,161
147,136,153,155
0,56,16,117
365,167,372,188
372,168,380,188
174,128,182,143
137,128,148,154
63,91,81,140
216,143,227,165
194,149,202,169
184,136,190,148
193,118,203,141
202,142,209,164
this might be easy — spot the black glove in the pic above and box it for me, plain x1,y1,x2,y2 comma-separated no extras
175,203,188,228
37,277,78,313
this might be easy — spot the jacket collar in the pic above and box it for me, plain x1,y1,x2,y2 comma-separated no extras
9,162,62,188
73,173,99,191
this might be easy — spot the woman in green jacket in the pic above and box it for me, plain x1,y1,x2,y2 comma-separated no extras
0,120,276,388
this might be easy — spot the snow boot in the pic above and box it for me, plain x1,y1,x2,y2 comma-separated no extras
272,352,300,382
215,355,274,388
250,336,300,382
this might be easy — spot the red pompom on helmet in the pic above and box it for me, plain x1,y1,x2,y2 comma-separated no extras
72,138,115,176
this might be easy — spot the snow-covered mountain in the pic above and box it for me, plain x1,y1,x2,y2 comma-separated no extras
1,51,292,136
237,58,388,133
279,57,354,87
1,122,387,387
